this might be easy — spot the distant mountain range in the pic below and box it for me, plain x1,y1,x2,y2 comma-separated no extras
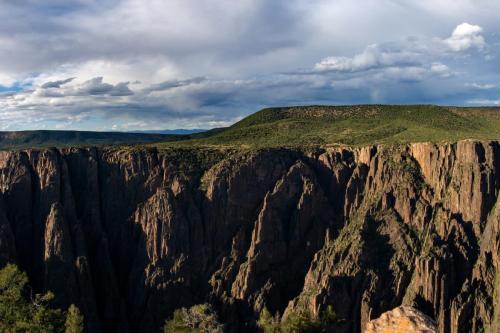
0,130,183,150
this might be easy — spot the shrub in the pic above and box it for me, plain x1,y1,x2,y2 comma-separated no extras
258,305,339,333
65,304,84,333
164,304,224,333
257,307,281,333
0,264,65,332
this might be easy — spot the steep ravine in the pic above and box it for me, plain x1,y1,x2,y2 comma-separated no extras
0,141,498,333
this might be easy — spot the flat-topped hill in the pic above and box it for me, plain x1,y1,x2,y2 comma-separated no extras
2,105,500,150
164,105,500,147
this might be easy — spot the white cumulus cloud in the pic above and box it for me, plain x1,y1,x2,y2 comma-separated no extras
444,23,485,51
314,44,422,73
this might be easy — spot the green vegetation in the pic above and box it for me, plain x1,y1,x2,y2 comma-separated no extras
258,305,339,333
159,105,500,148
163,303,224,333
0,130,180,150
2,105,499,151
0,264,64,332
0,264,84,333
65,304,84,333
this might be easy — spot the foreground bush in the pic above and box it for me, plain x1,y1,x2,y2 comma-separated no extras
65,304,85,333
0,264,84,333
164,303,224,333
258,305,339,333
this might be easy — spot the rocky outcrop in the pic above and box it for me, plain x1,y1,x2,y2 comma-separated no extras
229,160,334,314
364,306,437,333
0,141,498,332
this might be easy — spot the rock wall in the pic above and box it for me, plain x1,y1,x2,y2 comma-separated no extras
0,141,498,332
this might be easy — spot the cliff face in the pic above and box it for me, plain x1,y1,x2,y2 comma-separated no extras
0,141,498,333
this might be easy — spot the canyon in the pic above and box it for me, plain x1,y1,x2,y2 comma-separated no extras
0,140,498,332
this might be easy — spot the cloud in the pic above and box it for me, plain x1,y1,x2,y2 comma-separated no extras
430,63,451,77
145,77,206,93
34,77,134,98
314,43,422,73
73,77,133,96
1,1,500,130
444,23,485,51
311,39,454,84
313,22,486,76
467,99,500,105
41,77,75,88
465,82,496,90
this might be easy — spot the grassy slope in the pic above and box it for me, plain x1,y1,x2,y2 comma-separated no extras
2,105,499,150
158,105,500,148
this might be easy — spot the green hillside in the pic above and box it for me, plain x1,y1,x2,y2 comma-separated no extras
0,130,181,150
2,105,499,150
161,105,500,148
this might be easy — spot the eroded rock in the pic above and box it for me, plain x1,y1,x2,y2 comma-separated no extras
0,142,497,333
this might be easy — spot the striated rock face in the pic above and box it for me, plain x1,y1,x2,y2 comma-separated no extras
364,306,437,333
0,141,498,333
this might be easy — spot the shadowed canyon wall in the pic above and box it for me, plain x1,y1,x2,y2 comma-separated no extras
0,141,498,332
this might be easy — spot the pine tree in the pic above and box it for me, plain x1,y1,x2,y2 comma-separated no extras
65,304,84,333
0,264,65,332
164,304,224,333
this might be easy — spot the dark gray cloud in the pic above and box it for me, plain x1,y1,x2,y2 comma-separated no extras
75,77,133,96
41,77,75,88
145,77,207,93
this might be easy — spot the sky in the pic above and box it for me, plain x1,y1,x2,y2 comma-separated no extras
0,0,500,131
